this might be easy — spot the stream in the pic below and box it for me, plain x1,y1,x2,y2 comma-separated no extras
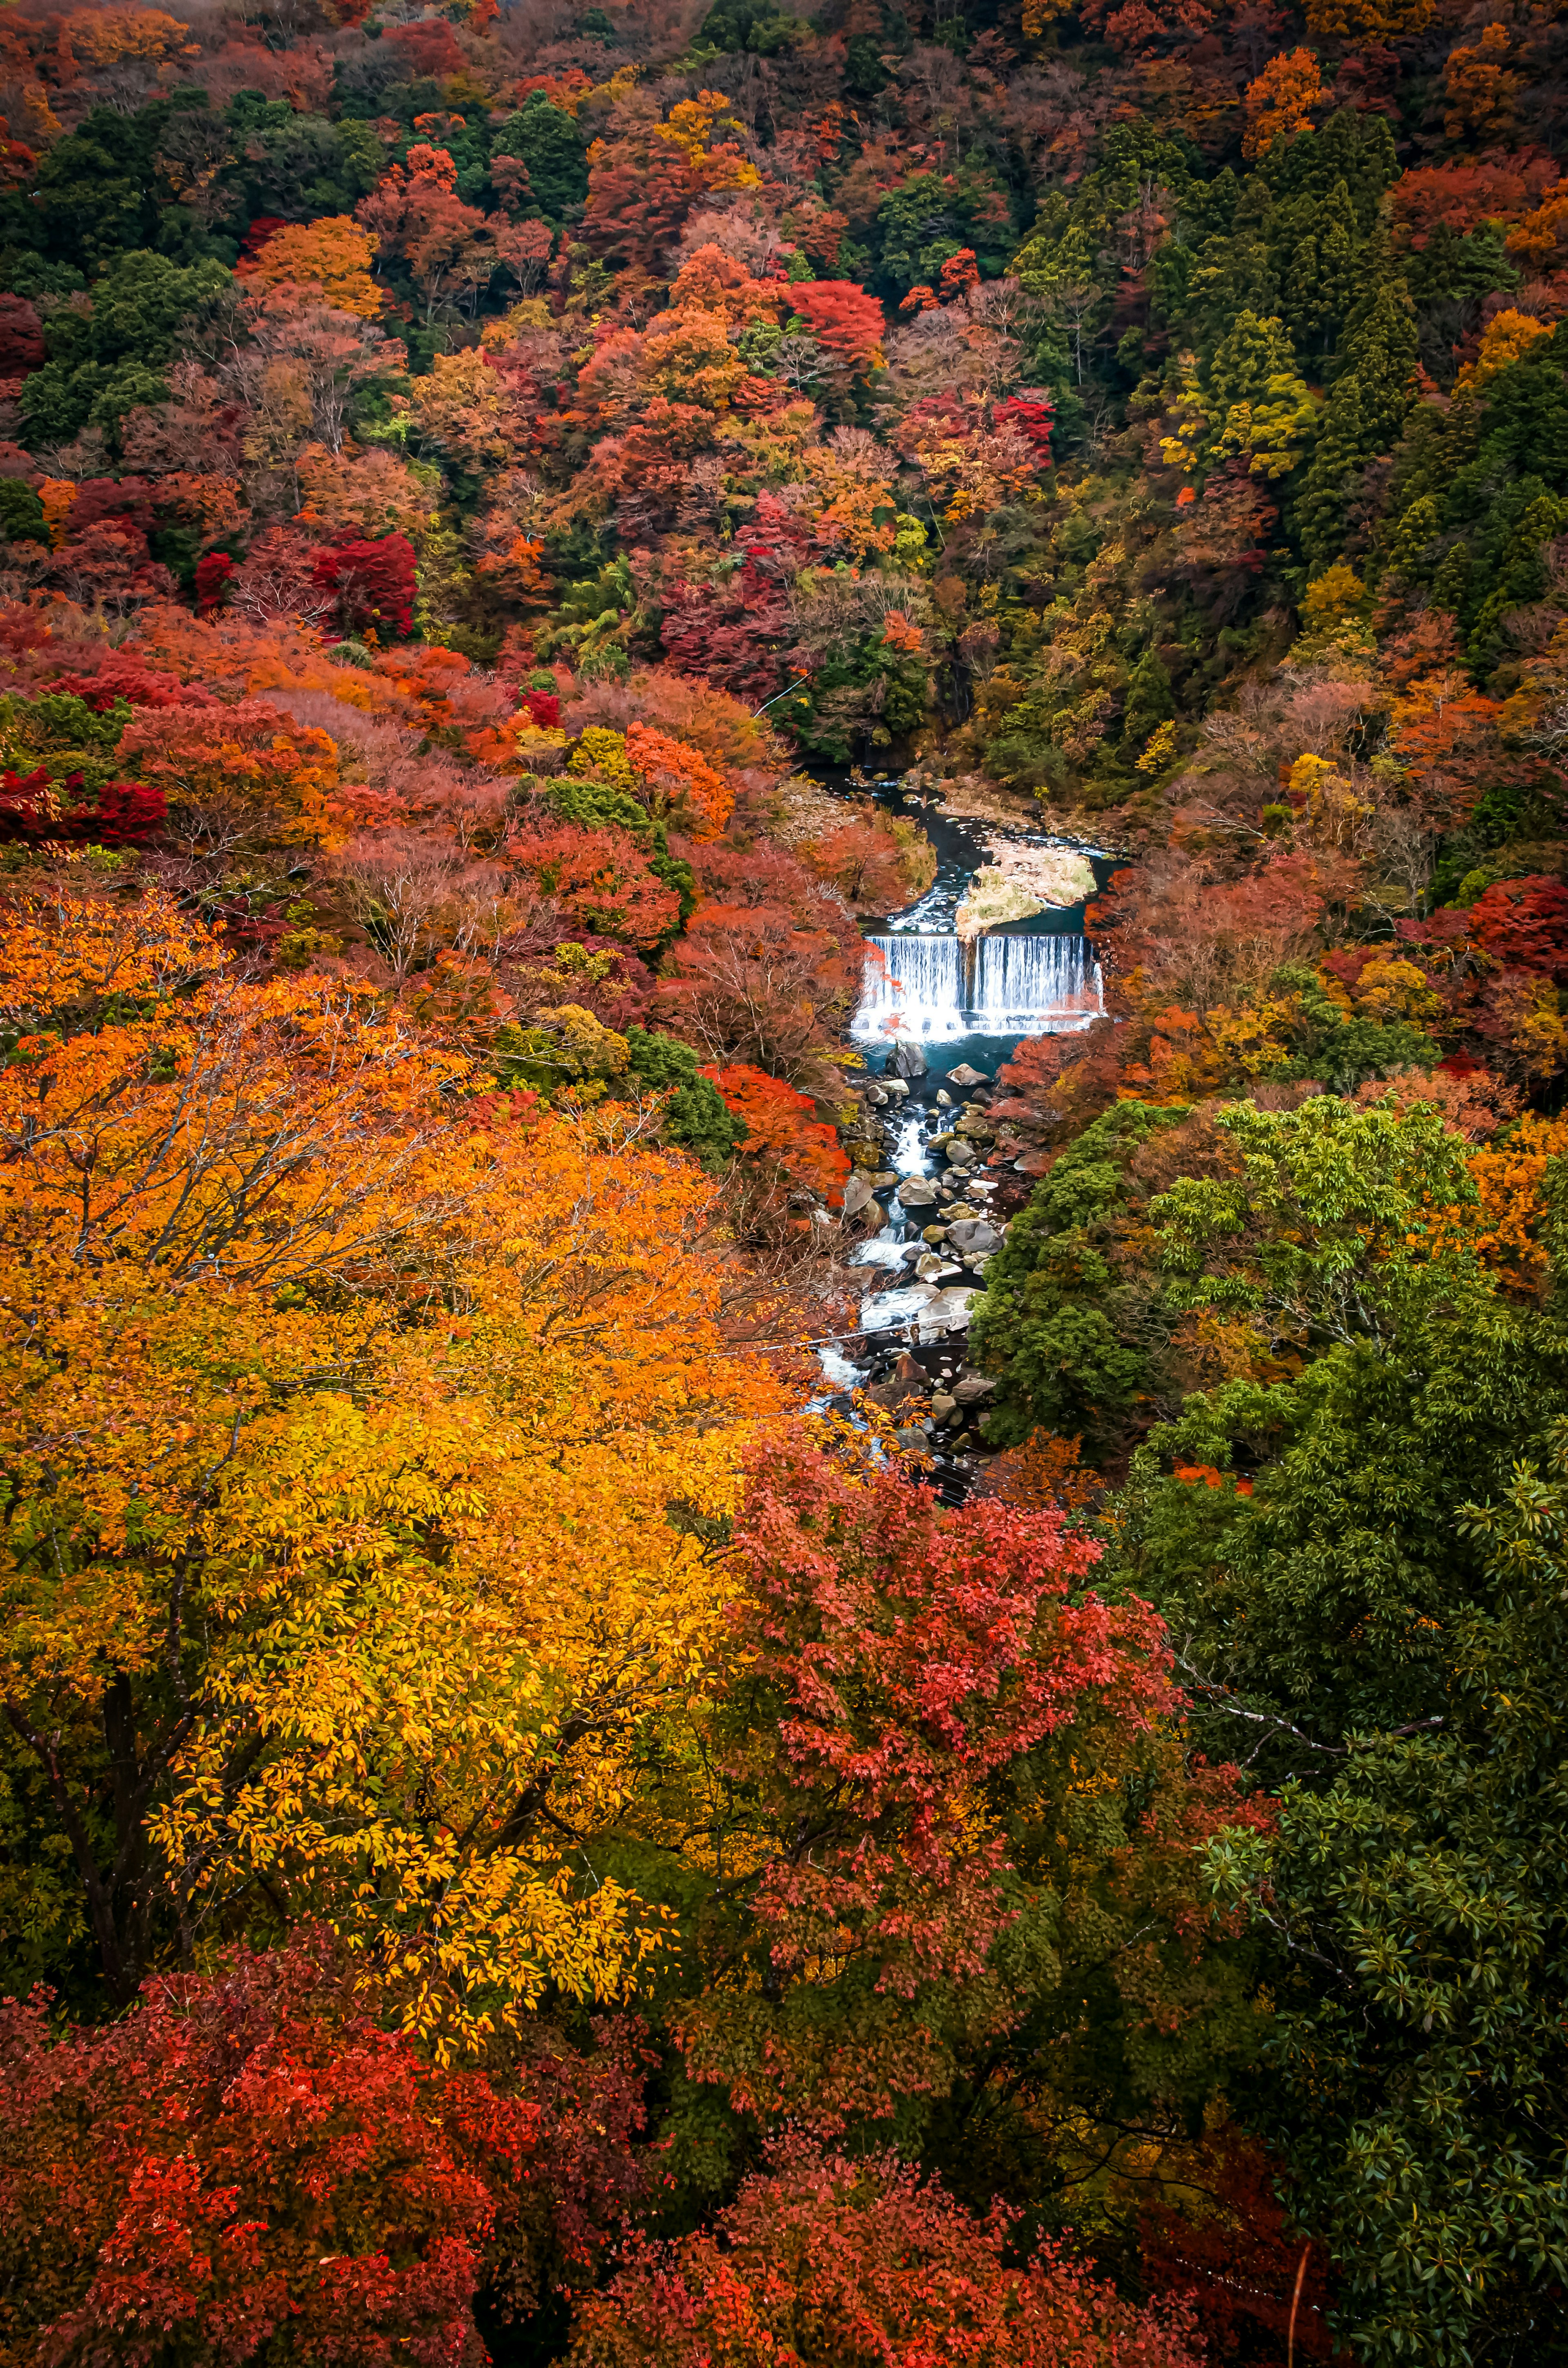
815,779,1113,1493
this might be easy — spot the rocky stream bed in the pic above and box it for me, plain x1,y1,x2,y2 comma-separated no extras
813,778,1112,1498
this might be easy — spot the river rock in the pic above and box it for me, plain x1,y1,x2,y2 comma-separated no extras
897,1176,939,1208
919,1287,980,1334
895,1425,929,1453
952,1374,996,1405
954,1111,996,1142
881,1077,910,1099
930,1392,957,1423
944,1139,977,1168
888,1037,927,1079
851,1142,884,1170
948,1063,989,1088
865,1084,888,1107
935,1088,952,1107
841,1174,876,1218
947,1218,1002,1255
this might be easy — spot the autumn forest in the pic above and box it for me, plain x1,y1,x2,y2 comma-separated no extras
0,0,1565,2361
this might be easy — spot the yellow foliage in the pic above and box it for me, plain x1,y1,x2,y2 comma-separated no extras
1468,307,1551,386
0,882,790,2045
654,91,762,190
237,216,383,319
1352,957,1443,1026
1458,1114,1568,1298
568,725,638,794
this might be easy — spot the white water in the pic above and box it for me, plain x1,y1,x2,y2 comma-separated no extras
853,931,1102,1043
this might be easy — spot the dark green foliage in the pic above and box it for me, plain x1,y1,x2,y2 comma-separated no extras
20,250,231,450
697,0,805,52
0,481,45,545
491,97,588,222
969,1102,1190,1458
621,1028,746,1170
1208,1429,1568,2366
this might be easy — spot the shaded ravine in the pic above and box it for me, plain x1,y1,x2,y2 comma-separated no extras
814,778,1112,1492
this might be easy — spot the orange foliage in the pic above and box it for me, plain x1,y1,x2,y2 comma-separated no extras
1304,0,1431,34
1241,51,1325,161
984,1431,1102,1513
702,1063,851,1203
626,722,734,839
1454,1114,1568,1300
236,218,383,320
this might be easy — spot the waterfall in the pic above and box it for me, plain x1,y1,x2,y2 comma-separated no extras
974,934,1100,1032
855,935,970,1042
854,931,1102,1042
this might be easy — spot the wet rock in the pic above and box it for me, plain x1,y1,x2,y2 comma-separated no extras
935,1088,953,1107
954,1112,996,1143
841,1174,876,1218
881,1077,910,1099
895,1425,929,1453
922,1224,947,1243
947,1218,1002,1255
948,1063,989,1088
865,1349,929,1414
898,1177,939,1208
939,1202,976,1222
930,1392,957,1423
865,1084,888,1108
944,1139,977,1169
888,1038,927,1079
952,1374,996,1405
919,1287,980,1334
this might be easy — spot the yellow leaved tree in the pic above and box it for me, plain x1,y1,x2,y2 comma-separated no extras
0,881,786,2052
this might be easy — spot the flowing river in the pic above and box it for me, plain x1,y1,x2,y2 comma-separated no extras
815,780,1112,1486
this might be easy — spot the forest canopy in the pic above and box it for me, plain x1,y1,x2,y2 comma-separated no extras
0,1,1566,2364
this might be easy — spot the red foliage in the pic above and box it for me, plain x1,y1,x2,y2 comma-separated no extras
506,823,682,951
521,687,560,728
1140,2132,1339,2362
714,1425,1155,1994
574,2134,1200,2368
194,549,236,613
657,841,861,1093
659,492,814,701
1388,155,1561,245
0,1937,537,2368
312,533,418,640
0,765,167,848
788,279,888,371
1463,875,1568,983
582,141,706,278
0,291,44,376
384,19,466,78
49,659,211,712
240,215,287,260
993,390,1055,463
702,1061,851,1201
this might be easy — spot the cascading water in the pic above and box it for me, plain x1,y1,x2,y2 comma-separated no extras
853,930,1102,1043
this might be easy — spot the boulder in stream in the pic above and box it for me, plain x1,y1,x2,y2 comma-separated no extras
897,1176,939,1208
887,1037,928,1079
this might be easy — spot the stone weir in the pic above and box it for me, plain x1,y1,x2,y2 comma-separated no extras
814,778,1111,1499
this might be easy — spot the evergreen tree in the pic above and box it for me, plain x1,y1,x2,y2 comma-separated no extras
492,95,588,221
1296,372,1368,573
